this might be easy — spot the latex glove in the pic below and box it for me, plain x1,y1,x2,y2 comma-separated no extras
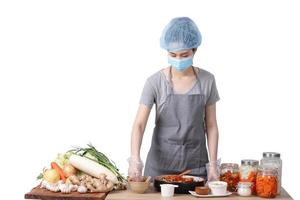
206,159,221,182
127,156,144,181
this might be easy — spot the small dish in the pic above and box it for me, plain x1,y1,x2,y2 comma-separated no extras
189,190,232,198
195,186,210,195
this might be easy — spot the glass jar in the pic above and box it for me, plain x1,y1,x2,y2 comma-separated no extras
237,182,252,196
260,152,282,194
220,163,239,192
239,159,258,194
256,165,278,198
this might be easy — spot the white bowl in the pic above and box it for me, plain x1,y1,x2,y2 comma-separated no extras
208,181,227,195
160,184,178,197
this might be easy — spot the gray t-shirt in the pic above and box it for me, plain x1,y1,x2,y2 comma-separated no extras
140,67,220,119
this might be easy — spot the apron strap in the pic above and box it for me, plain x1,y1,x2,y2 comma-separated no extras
194,67,202,93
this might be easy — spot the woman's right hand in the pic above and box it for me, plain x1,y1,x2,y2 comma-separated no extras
127,156,144,181
129,105,150,180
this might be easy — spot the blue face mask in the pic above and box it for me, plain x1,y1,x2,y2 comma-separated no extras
168,56,193,72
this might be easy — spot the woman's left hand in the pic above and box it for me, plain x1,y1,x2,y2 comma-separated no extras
207,167,219,181
206,159,220,181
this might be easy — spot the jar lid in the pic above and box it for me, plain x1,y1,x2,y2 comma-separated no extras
241,159,259,166
263,152,280,158
221,163,239,168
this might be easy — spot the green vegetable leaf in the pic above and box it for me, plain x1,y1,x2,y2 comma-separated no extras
37,173,43,180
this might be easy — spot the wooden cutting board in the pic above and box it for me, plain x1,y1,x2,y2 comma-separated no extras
25,186,107,200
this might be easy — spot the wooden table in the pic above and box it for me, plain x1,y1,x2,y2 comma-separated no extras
106,186,293,200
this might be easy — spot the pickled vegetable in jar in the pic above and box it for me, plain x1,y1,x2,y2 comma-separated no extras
220,163,239,192
261,152,282,194
256,165,278,198
239,159,258,194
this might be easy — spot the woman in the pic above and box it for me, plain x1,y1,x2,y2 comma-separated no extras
128,17,220,181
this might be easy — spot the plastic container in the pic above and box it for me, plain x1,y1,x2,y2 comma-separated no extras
239,159,258,194
237,182,252,197
256,165,278,198
220,163,239,192
260,152,282,194
208,181,227,195
160,184,178,197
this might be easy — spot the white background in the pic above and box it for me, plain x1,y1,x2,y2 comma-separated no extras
0,0,299,199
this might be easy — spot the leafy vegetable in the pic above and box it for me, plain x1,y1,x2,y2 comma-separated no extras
54,152,73,167
37,173,43,180
69,144,126,184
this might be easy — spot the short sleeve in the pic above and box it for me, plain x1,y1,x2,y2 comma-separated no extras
139,79,156,109
206,75,220,105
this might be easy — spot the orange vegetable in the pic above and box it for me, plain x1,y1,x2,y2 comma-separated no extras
256,174,277,198
162,175,194,183
220,171,239,192
51,162,66,182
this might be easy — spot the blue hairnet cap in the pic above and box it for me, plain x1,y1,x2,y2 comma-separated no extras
160,17,202,52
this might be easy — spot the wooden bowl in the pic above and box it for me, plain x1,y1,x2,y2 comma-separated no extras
128,177,150,194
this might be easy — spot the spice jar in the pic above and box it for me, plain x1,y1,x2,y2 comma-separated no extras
260,152,282,194
237,182,252,196
220,163,239,192
256,165,278,198
239,159,258,194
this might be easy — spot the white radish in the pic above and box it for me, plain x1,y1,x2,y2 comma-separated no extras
69,154,118,184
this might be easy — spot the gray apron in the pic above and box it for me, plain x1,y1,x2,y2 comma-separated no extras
144,66,208,179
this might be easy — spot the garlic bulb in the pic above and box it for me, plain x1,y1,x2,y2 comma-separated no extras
41,180,77,193
78,185,88,193
59,183,76,193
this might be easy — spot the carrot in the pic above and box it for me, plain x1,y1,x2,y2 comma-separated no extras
51,162,66,182
256,174,277,198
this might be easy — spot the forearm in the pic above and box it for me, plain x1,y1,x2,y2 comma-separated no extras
131,123,145,158
206,125,219,162
130,104,151,159
128,122,146,178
